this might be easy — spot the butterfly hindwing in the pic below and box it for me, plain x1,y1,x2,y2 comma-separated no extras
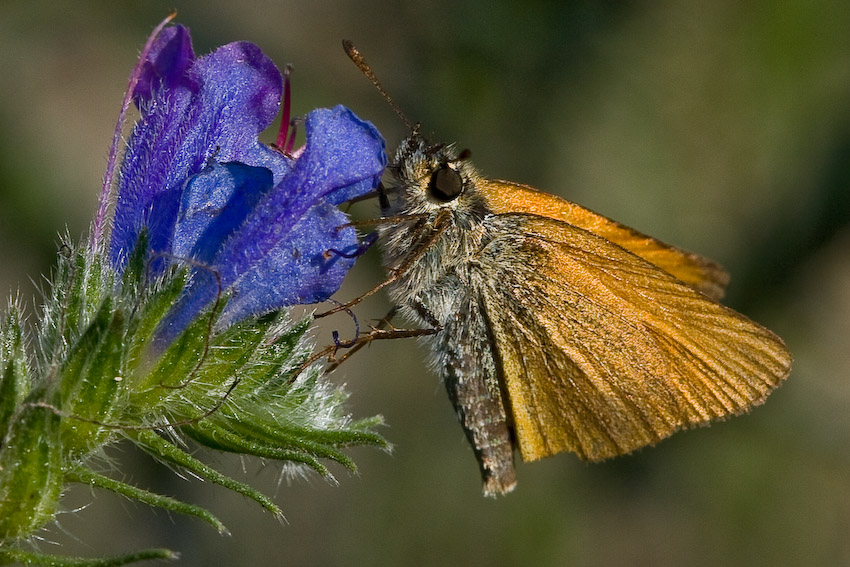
474,212,791,462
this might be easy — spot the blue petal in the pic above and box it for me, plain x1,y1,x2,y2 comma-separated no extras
172,162,274,264
110,29,288,272
152,106,385,347
216,202,365,329
156,202,364,347
300,106,389,206
212,105,385,292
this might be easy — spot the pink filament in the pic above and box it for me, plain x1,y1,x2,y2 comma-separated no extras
274,64,292,150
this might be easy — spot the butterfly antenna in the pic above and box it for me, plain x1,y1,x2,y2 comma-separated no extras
343,39,414,132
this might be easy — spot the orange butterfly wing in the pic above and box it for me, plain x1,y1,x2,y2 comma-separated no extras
480,180,730,301
471,187,790,462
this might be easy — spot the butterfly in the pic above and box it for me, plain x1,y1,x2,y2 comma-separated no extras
344,42,792,497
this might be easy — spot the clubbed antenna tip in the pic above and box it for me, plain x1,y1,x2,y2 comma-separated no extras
343,40,414,132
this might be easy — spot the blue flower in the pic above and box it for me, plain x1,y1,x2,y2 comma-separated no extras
0,19,390,563
104,24,386,346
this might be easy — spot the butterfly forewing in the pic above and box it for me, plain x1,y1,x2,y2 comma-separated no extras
479,180,731,301
476,212,792,462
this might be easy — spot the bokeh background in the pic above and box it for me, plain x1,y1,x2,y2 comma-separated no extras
2,2,849,566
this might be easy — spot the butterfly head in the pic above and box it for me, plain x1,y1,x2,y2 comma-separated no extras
382,135,486,224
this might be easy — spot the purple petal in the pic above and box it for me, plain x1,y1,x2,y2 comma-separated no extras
132,25,194,107
94,14,178,250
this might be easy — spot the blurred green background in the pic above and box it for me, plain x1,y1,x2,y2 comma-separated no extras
2,2,849,566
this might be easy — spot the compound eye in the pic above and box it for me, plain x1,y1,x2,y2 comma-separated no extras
427,164,464,202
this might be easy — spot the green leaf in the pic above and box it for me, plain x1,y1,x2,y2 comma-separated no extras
0,239,390,559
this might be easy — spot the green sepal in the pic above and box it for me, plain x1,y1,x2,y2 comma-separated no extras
126,288,238,405
223,354,389,451
247,365,389,448
185,387,387,475
172,315,387,473
0,233,390,557
224,316,312,395
182,419,331,475
36,241,106,373
66,466,227,535
128,429,283,519
0,546,177,566
202,411,387,458
119,229,149,296
0,403,63,542
0,305,29,439
122,269,189,379
56,299,125,457
63,244,104,344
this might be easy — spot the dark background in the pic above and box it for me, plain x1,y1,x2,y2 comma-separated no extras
2,2,849,566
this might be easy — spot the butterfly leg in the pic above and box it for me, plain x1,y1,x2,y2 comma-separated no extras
319,306,440,374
